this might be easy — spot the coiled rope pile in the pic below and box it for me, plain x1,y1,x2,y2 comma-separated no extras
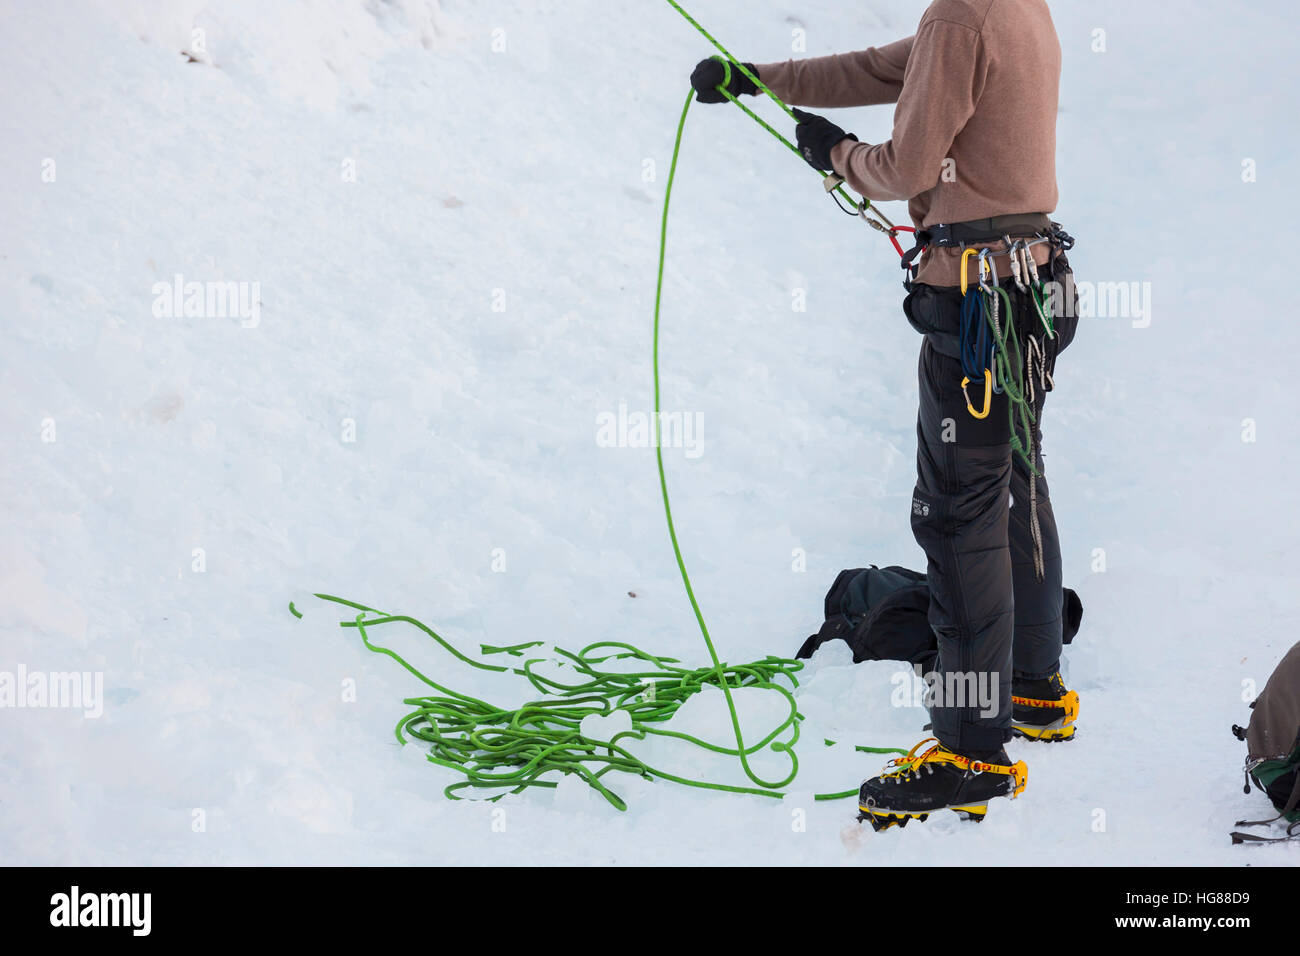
292,594,901,809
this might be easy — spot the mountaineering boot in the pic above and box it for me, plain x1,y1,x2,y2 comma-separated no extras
1011,671,1080,741
857,738,1027,831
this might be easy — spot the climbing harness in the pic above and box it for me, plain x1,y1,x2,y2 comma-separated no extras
900,212,1058,289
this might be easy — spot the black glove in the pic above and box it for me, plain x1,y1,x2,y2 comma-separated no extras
793,108,858,172
690,58,759,103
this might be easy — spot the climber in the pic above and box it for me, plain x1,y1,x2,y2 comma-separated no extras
690,0,1082,828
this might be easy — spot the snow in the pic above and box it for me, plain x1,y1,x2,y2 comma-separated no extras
2,0,1298,865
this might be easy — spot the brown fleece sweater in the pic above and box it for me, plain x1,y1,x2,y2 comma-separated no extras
755,0,1061,287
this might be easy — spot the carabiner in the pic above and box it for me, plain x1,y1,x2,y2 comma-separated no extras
962,371,994,420
960,247,979,296
1006,238,1029,292
1024,245,1041,285
977,248,998,291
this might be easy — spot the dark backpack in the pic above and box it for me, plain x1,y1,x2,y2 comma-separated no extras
796,564,1083,671
1231,641,1300,844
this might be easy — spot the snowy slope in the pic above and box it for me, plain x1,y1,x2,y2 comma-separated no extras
2,0,1298,865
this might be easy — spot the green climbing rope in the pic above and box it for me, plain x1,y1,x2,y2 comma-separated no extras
303,592,901,810
290,1,911,812
651,2,899,793
653,88,802,791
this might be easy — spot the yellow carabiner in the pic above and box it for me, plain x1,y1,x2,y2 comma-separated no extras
961,370,993,420
960,247,979,296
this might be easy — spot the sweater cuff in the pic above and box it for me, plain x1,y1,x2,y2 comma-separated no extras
750,61,789,100
830,137,860,178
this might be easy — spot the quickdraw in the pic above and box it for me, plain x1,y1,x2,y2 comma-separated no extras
857,198,916,257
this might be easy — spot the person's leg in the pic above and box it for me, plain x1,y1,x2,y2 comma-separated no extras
1009,419,1063,679
1010,255,1078,677
910,338,1014,756
856,296,1030,829
1005,264,1082,740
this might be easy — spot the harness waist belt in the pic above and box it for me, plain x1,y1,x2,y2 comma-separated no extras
899,214,1073,291
923,213,1053,247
